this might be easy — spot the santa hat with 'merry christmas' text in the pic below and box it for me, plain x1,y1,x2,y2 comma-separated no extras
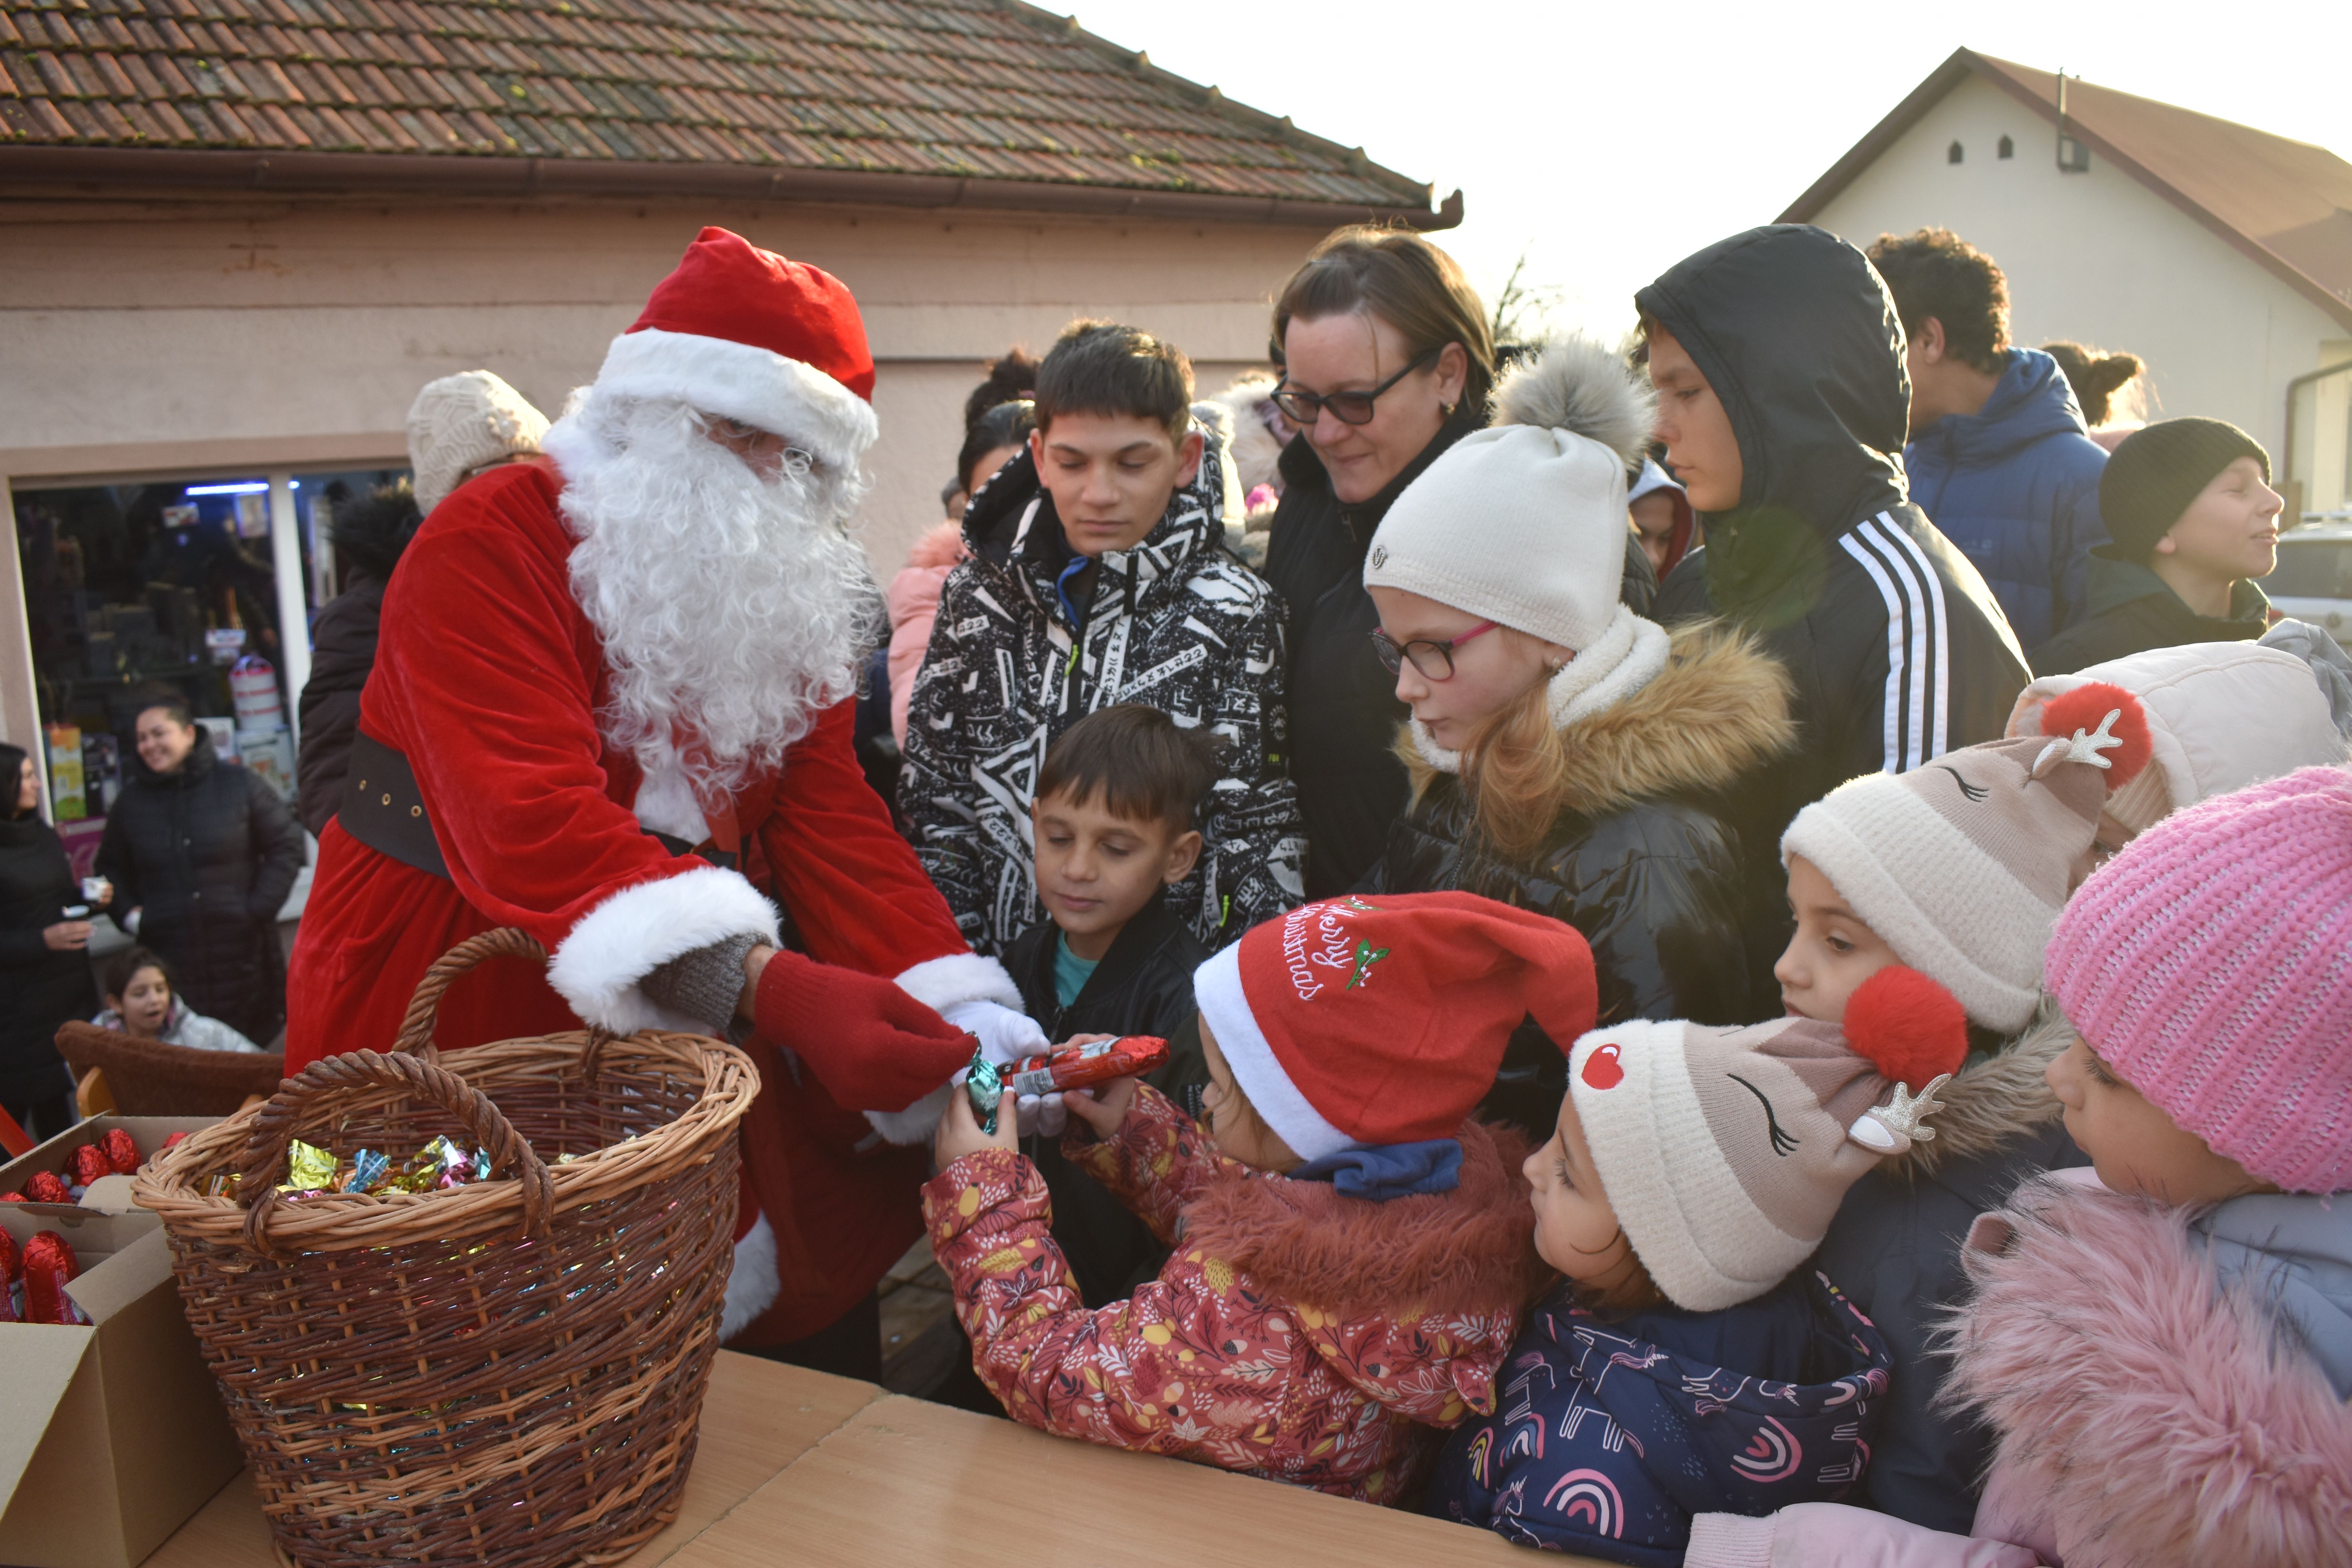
580,227,880,474
1192,892,1597,1169
1781,684,2154,1033
1570,966,1970,1310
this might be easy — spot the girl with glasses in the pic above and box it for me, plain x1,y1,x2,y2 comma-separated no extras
1358,339,1795,1137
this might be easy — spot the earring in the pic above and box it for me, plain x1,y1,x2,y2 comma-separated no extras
1441,401,1457,418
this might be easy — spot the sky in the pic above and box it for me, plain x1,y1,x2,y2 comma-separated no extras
1062,0,2351,341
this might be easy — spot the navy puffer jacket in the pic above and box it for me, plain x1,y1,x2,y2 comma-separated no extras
1906,348,2111,649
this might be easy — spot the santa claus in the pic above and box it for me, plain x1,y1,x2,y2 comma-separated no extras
285,227,1048,1365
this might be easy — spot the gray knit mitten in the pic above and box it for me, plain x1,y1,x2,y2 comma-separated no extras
638,931,762,1034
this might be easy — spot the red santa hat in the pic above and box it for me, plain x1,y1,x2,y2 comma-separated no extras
586,227,880,472
1191,891,1598,1160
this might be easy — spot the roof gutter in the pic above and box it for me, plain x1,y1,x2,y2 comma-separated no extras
0,146,1463,231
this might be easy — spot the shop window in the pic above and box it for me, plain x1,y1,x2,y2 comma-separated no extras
1948,140,1964,164
1998,134,2014,159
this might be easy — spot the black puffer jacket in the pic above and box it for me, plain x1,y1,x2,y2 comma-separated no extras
1262,416,1482,898
1370,623,1793,1134
297,487,421,835
96,730,304,1042
0,768,95,1107
1643,226,2028,1009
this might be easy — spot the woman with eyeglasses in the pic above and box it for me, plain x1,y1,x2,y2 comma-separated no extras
1358,340,1793,1136
1260,228,1497,898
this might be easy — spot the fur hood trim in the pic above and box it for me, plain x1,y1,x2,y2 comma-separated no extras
1405,619,1795,817
1493,334,1655,470
1178,1120,1547,1322
1884,995,2069,1178
1947,1178,2352,1568
902,519,967,571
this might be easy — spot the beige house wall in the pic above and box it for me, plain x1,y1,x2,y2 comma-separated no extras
0,193,1316,580
1806,74,2347,468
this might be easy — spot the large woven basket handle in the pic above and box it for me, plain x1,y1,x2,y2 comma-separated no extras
393,926,553,1059
235,1048,555,1257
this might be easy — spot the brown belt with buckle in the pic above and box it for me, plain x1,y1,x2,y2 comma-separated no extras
339,729,742,878
340,729,451,879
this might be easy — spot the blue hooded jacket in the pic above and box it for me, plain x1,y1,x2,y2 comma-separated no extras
1425,1270,1892,1566
1905,348,2111,649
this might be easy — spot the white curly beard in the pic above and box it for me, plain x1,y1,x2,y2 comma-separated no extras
544,392,879,802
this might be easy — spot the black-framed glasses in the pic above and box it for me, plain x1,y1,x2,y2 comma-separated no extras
1370,621,1496,679
1272,347,1441,426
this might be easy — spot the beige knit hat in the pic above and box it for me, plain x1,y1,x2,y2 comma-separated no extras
1568,966,1968,1311
2008,641,2347,838
406,370,552,512
1364,336,1669,768
1781,685,2153,1032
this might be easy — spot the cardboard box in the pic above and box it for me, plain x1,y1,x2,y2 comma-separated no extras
1,1119,243,1568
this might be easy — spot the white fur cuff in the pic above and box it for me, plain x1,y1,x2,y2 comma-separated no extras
893,952,1023,1015
547,865,782,1036
864,1079,954,1148
719,1212,779,1342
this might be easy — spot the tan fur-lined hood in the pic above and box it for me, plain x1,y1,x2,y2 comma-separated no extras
1885,997,2071,1178
1405,619,1796,817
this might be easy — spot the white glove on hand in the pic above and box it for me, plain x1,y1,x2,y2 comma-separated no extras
941,999,1061,1139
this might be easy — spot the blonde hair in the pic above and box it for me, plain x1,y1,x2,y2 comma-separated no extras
1399,640,1579,861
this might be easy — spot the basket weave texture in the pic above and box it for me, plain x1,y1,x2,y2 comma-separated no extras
131,928,760,1568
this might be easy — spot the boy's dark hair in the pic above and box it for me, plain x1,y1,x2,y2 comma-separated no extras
1035,704,1220,833
1866,228,2011,374
102,944,171,1002
1032,321,1194,445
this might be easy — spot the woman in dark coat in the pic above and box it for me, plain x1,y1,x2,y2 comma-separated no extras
1261,228,1498,898
0,742,99,1138
96,699,304,1044
296,485,421,836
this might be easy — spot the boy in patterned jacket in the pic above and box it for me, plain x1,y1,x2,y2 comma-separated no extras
925,892,1597,1503
899,320,1306,958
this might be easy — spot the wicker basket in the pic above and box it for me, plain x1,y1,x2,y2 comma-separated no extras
132,928,760,1568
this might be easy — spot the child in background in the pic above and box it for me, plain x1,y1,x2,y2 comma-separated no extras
927,892,1597,1503
1426,965,1965,1561
1773,685,2152,1528
899,320,1305,957
95,946,262,1053
1688,766,2352,1568
1002,702,1218,1305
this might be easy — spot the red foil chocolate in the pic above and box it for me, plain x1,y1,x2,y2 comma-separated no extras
22,1231,83,1325
999,1036,1170,1099
69,1144,111,1189
24,1171,70,1205
0,1224,17,1283
102,1128,140,1175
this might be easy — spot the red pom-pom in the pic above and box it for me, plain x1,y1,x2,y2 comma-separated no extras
2036,682,2152,788
1844,966,1969,1087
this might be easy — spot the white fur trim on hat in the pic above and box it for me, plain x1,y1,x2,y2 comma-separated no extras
546,865,782,1036
720,1211,779,1341
591,326,879,472
1191,942,1352,1163
1568,1022,1810,1312
1780,785,2046,1033
1411,609,1671,773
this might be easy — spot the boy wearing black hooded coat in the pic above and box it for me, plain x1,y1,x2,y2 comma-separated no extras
1641,225,2029,1013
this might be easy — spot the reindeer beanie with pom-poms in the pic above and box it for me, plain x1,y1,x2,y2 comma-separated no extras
1569,966,1970,1310
1363,336,1669,765
1780,684,2154,1033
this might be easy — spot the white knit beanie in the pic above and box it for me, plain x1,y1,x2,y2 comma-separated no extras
406,371,552,513
1781,686,2155,1032
1363,337,1668,769
2008,641,2347,838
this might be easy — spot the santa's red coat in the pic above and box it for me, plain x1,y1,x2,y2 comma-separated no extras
287,459,1004,1345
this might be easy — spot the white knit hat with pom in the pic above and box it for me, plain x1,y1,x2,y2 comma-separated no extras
1363,336,1668,769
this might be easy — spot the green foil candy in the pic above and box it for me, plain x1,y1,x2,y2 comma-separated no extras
965,1048,1004,1136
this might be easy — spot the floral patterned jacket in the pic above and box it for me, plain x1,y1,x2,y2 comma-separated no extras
922,1084,1547,1503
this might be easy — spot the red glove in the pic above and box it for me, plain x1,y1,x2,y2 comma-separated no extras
752,949,974,1112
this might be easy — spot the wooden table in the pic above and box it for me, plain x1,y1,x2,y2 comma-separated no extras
146,1352,1601,1567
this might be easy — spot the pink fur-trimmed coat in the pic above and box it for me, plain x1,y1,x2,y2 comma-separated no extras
921,1084,1546,1504
1685,1173,2352,1567
886,521,967,748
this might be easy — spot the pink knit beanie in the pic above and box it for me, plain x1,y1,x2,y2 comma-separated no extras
2045,765,2352,1193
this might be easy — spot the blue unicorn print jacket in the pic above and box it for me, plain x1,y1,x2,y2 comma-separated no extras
1425,1269,1892,1566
